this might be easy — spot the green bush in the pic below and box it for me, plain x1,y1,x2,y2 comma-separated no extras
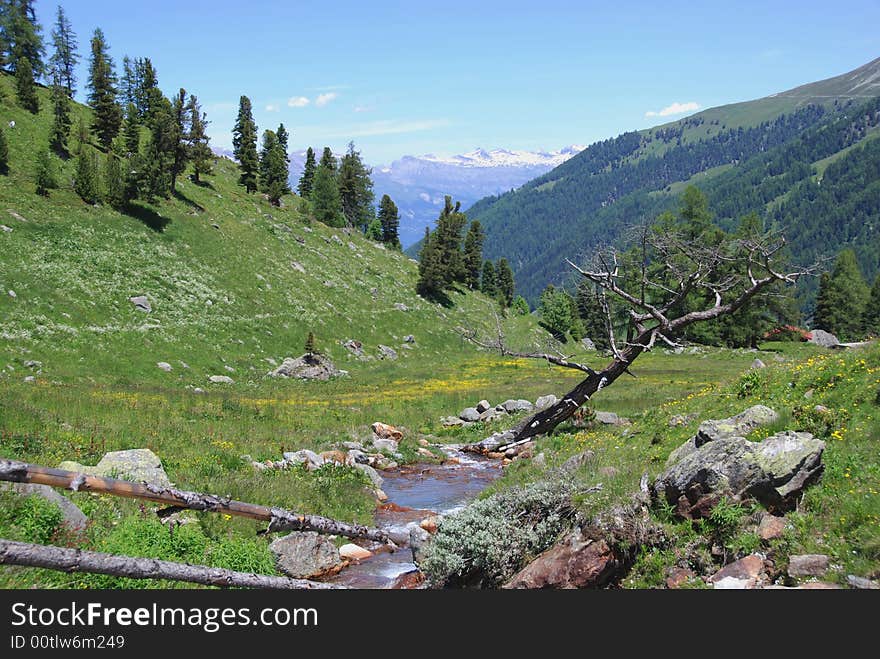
0,491,65,544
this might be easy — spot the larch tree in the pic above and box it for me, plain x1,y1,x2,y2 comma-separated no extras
33,147,55,195
232,95,258,193
297,146,316,199
49,4,78,97
14,54,38,112
48,66,71,154
432,196,468,287
462,220,485,290
187,94,212,183
140,94,174,200
3,0,44,77
813,249,870,341
86,28,122,150
416,227,445,300
377,194,401,249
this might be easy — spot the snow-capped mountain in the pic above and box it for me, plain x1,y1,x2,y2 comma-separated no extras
418,146,586,169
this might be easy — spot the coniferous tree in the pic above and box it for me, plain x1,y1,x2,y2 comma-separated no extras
73,113,90,153
122,102,140,156
48,66,71,155
863,274,880,337
103,153,127,209
169,88,189,193
539,284,574,341
232,95,258,192
462,220,485,289
311,147,343,226
87,28,122,150
3,0,44,77
495,258,515,307
337,141,374,231
377,194,400,249
187,94,212,183
15,54,38,112
73,148,99,204
432,196,468,286
813,249,870,341
575,279,609,350
276,123,291,193
365,217,383,241
49,5,78,97
304,331,317,354
120,56,138,108
481,260,497,297
512,295,530,315
140,95,174,200
258,129,278,191
134,57,159,120
34,147,55,195
259,129,288,206
0,126,8,175
297,146,316,199
416,227,445,300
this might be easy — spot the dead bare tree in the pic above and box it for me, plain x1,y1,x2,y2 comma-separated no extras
463,225,818,454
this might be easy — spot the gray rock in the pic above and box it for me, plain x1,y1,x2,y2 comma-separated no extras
846,574,879,590
467,431,515,454
377,345,398,360
561,450,596,473
441,416,466,427
270,532,342,579
403,335,415,343
0,224,12,232
808,329,839,348
1,483,88,531
581,337,596,351
535,394,558,410
668,405,780,466
654,430,824,517
595,411,629,425
270,353,341,380
342,339,363,356
342,441,365,451
372,437,399,453
459,407,481,422
751,358,766,369
788,554,830,578
373,455,399,470
7,290,16,298
353,463,383,489
475,400,492,414
23,375,35,382
290,261,306,274
331,234,343,244
208,375,234,384
24,360,42,370
192,387,205,394
502,399,534,413
410,524,432,565
282,450,324,471
156,362,172,372
668,413,698,427
129,295,151,313
345,449,370,465
393,303,409,312
59,449,172,488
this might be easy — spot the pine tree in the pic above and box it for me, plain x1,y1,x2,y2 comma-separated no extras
297,146,316,199
311,147,343,226
103,153,127,209
187,95,212,183
539,284,574,341
120,56,138,108
259,129,288,206
512,295,530,315
575,279,609,349
3,0,44,77
462,220,485,289
232,95,258,192
0,126,8,175
432,196,468,287
15,55,38,112
481,260,497,297
87,28,122,150
813,249,870,341
365,217,383,241
169,88,189,193
863,274,880,337
122,102,140,156
74,148,99,204
49,5,78,97
258,129,278,191
34,147,55,195
377,194,400,249
276,123,291,193
304,331,317,354
337,141,374,231
139,95,174,201
416,227,444,300
495,258,515,307
73,114,90,153
134,57,159,120
49,69,70,154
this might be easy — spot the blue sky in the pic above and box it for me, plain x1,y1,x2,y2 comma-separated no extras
37,0,880,164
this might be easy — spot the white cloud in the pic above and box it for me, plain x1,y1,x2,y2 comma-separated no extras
288,96,310,108
265,103,280,112
645,101,701,118
315,92,338,107
353,105,373,113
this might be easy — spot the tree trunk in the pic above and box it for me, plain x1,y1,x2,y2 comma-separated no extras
0,539,344,590
0,459,389,544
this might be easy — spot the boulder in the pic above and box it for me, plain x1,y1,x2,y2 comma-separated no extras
668,413,698,428
667,405,780,466
345,449,370,465
282,450,324,471
372,438,399,453
403,335,416,344
846,575,879,590
595,411,629,425
129,295,151,313
665,566,696,589
270,353,341,380
535,394,558,410
156,362,172,372
59,449,172,488
1,483,88,531
410,525,432,565
441,416,466,428
504,530,619,589
476,400,492,414
208,375,234,384
338,543,372,561
654,430,825,517
342,339,363,356
377,345,398,360
502,399,534,413
581,337,596,351
390,569,426,589
708,554,765,588
419,516,440,534
808,329,839,348
751,358,766,369
788,554,830,578
393,303,409,312
757,514,787,541
353,463,384,489
459,407,481,422
269,532,342,579
371,422,403,441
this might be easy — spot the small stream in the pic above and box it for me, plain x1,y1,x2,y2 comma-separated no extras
328,447,501,589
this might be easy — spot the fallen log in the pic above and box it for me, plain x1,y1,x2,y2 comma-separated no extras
0,539,344,589
0,459,389,544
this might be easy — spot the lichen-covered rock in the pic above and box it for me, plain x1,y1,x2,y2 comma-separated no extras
59,448,172,488
282,449,324,471
501,399,534,413
459,407,481,422
377,345,398,360
667,405,780,467
535,394,558,410
269,532,342,579
270,353,341,380
808,329,839,348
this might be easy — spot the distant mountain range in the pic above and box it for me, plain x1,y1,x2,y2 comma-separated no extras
462,56,880,307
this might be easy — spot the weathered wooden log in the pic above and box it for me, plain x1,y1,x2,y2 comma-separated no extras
0,539,344,589
0,459,389,544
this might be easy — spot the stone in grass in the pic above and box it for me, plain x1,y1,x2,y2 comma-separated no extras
129,295,151,313
0,483,88,531
282,450,324,471
270,532,343,579
460,407,481,422
208,375,234,384
476,400,492,414
788,554,830,578
502,399,534,413
535,394,558,410
708,554,765,589
59,448,172,488
156,362,172,372
377,345,398,360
